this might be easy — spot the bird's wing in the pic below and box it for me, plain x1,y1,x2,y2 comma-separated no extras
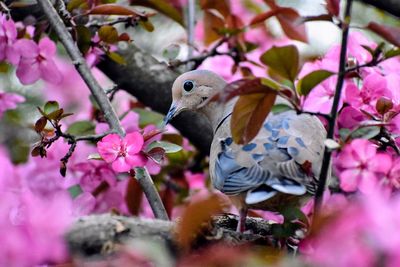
211,111,326,203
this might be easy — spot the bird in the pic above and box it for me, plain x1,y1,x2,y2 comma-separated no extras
163,70,326,232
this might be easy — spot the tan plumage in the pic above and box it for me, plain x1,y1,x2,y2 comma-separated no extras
164,70,326,231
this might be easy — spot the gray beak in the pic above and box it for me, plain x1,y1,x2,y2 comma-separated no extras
162,103,177,127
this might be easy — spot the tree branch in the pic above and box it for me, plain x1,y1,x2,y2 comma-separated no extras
314,0,353,212
133,167,169,220
66,214,273,258
37,0,125,136
37,0,168,221
358,0,400,18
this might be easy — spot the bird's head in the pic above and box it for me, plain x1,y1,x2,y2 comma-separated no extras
163,70,226,125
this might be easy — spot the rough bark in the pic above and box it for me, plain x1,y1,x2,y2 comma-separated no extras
358,0,400,18
97,45,213,154
66,214,273,258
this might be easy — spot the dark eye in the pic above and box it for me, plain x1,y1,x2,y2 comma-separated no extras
183,80,194,92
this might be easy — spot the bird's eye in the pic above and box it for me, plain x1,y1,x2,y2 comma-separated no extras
183,80,194,92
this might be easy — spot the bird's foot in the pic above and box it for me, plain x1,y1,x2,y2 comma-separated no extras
236,208,248,232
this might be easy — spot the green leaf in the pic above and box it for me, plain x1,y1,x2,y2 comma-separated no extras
67,0,87,11
139,19,155,32
350,126,380,140
133,108,164,127
98,25,119,44
76,25,92,55
88,153,103,160
107,51,126,65
260,45,299,82
385,48,400,59
147,141,182,153
162,44,180,60
0,61,10,73
67,120,95,135
271,103,292,114
297,70,334,96
44,101,59,114
47,108,64,120
260,77,282,90
68,185,83,199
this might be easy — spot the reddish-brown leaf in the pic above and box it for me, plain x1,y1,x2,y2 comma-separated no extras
89,4,144,16
231,90,277,144
143,128,164,142
35,116,47,133
221,78,275,102
118,33,131,42
249,9,281,26
367,22,400,47
146,147,165,164
203,10,225,45
276,7,308,43
130,0,184,25
200,0,230,17
125,177,143,215
159,186,175,218
176,194,228,248
326,0,340,16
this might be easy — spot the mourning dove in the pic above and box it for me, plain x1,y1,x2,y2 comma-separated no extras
164,70,326,232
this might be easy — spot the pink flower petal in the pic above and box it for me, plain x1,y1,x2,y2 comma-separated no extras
111,156,131,172
125,154,146,168
339,169,361,192
125,132,144,154
38,37,56,57
97,134,121,163
358,171,378,194
368,153,392,173
39,58,62,84
16,59,40,85
15,39,38,58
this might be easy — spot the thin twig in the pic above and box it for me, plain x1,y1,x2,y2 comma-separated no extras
133,167,169,220
37,0,125,136
171,38,229,69
186,0,195,61
314,0,353,212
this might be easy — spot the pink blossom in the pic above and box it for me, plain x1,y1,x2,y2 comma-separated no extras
302,194,400,267
345,73,392,113
0,191,72,266
337,106,366,130
0,13,19,65
72,161,117,192
15,37,62,85
0,91,25,118
184,171,206,191
335,139,392,193
97,132,146,172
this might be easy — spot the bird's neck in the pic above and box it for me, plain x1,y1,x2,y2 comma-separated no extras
199,100,234,133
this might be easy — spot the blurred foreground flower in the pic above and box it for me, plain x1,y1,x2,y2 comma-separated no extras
15,37,62,85
0,91,25,118
0,13,19,65
302,194,400,267
97,132,145,172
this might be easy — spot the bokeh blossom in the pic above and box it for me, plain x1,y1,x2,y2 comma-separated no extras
0,13,19,65
15,37,62,85
0,90,25,118
302,194,400,267
97,132,146,173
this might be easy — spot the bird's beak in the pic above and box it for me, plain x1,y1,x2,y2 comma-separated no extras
162,102,178,127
